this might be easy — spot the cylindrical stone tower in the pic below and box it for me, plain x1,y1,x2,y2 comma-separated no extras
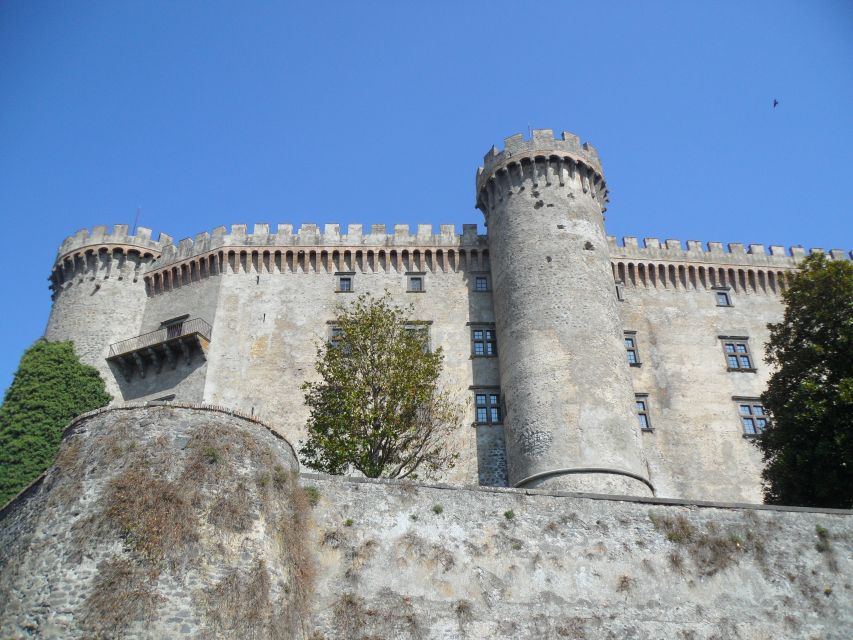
476,129,653,496
45,224,168,399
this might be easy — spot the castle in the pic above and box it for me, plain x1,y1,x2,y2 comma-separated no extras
3,129,851,639
43,129,850,503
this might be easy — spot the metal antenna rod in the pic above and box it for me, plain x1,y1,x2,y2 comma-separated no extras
132,206,141,235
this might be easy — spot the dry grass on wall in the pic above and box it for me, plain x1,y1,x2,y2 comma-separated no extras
76,420,315,640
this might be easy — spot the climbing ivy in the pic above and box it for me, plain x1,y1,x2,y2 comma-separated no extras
0,340,110,505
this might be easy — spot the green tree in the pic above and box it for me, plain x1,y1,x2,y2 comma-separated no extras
0,340,111,505
299,293,462,479
759,254,853,508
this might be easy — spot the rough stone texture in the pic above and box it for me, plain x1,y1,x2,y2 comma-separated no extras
475,424,508,487
41,130,851,501
2,410,850,639
304,473,852,640
0,405,307,640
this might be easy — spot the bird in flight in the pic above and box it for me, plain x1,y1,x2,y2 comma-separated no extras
773,99,779,108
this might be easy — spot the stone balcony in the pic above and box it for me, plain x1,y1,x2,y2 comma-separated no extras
107,318,211,381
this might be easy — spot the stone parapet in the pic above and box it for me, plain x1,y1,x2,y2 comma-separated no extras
54,225,171,265
478,128,604,182
608,236,851,268
476,129,609,214
152,223,486,270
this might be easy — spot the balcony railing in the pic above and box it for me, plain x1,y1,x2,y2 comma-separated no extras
108,318,212,358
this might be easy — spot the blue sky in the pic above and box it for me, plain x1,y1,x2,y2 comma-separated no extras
0,0,851,395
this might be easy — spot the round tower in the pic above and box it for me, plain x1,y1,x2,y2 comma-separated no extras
45,224,169,399
476,129,653,496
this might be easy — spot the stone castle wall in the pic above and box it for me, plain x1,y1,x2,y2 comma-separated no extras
41,220,848,500
1,406,850,639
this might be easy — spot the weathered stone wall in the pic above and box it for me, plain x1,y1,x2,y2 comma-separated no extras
0,404,307,640
303,473,852,639
619,283,782,502
2,409,850,639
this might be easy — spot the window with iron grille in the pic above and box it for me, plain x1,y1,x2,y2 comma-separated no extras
474,391,501,424
624,332,641,366
736,399,768,436
471,327,497,357
635,394,652,431
474,275,490,292
722,338,754,371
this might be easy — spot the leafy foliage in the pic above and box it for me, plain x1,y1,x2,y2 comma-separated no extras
0,340,111,505
759,254,853,508
299,293,462,479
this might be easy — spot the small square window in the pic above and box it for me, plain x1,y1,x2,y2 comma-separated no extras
471,327,497,357
624,332,641,366
474,275,490,292
407,274,425,292
721,339,754,371
336,272,355,293
473,391,501,424
736,399,768,436
716,291,732,306
635,395,652,431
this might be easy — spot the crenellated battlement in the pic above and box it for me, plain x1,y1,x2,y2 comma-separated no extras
54,224,172,264
479,129,603,178
152,222,486,269
608,237,850,295
476,129,609,214
607,236,851,268
49,225,172,294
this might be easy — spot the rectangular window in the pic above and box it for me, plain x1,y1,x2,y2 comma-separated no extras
471,327,497,356
736,399,768,436
474,391,501,424
407,274,425,292
615,281,625,302
474,275,490,292
722,338,754,371
624,332,640,366
336,272,355,293
328,325,344,349
635,394,652,431
714,287,732,307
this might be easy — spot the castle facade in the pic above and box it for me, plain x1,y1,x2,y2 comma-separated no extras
43,129,849,503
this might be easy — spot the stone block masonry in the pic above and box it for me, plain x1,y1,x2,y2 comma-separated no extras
0,405,307,639
1,405,850,639
305,474,852,639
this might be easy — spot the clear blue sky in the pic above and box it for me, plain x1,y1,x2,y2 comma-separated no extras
1,1,851,395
